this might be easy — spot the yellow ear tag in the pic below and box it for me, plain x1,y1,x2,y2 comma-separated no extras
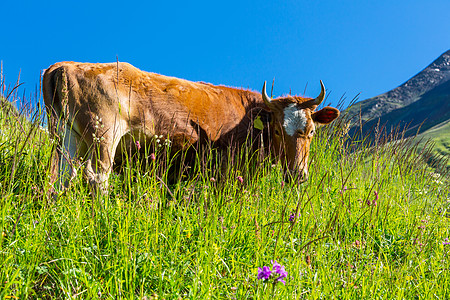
254,116,264,130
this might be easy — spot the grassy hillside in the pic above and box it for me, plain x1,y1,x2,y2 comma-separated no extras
0,94,449,299
416,120,450,170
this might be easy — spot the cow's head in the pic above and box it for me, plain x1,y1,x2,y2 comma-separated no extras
261,81,339,182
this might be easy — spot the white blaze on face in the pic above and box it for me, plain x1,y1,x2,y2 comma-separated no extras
283,103,308,136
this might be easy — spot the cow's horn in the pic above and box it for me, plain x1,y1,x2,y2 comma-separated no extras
311,80,326,106
262,81,272,106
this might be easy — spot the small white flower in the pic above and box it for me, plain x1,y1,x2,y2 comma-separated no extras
430,173,441,179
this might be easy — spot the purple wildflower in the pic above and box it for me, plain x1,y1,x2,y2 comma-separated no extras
271,260,288,284
257,266,272,280
136,140,141,150
258,260,288,285
443,238,450,245
237,176,244,184
289,212,299,222
373,191,378,206
149,153,156,161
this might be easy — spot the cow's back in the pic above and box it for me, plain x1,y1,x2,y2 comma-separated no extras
43,61,260,148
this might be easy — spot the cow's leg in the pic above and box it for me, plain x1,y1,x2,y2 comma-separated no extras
83,133,122,196
57,126,82,189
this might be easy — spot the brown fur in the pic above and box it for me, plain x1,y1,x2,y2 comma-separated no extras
43,61,339,193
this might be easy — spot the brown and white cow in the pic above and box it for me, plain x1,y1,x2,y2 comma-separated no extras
43,61,339,193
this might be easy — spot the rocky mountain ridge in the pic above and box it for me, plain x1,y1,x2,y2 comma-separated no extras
345,49,450,171
348,50,450,123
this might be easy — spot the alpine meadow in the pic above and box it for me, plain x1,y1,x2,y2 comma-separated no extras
0,71,449,300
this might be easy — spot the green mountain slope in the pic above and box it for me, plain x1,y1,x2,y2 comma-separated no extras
416,120,450,169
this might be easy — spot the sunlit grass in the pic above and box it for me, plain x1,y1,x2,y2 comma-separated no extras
0,88,449,299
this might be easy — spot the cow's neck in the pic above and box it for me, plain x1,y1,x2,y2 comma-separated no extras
241,90,266,111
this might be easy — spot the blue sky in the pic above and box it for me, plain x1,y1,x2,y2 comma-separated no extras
1,0,449,108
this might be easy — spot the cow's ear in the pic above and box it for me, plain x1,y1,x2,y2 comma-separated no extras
312,106,340,125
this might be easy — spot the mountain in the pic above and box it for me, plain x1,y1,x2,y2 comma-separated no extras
347,50,450,125
346,50,450,170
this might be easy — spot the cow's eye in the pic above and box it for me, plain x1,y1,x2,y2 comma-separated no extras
309,130,315,137
274,128,281,136
273,127,281,136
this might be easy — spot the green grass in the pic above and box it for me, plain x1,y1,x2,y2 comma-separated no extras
0,92,449,299
416,120,450,171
